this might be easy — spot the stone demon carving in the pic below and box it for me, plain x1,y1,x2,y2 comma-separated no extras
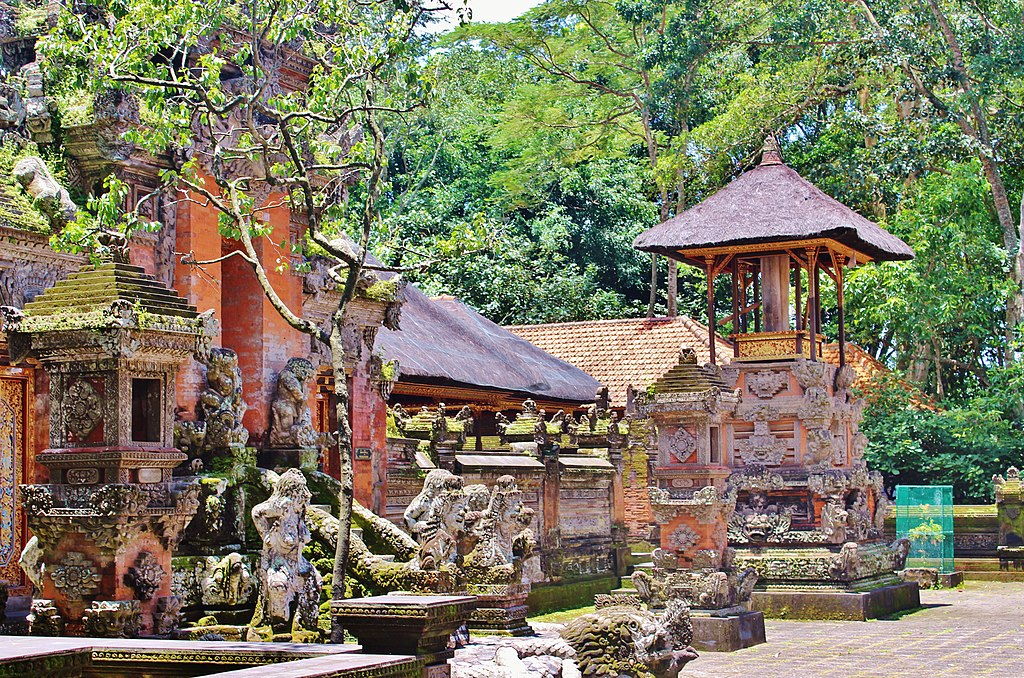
560,600,698,678
633,547,758,611
728,491,794,543
270,358,328,449
405,471,534,573
251,469,322,631
413,473,468,571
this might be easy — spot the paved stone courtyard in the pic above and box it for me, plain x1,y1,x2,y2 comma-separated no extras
452,581,1024,677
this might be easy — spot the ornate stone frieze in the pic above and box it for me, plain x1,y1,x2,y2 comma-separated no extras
83,599,142,638
124,551,166,601
50,551,101,601
746,370,788,398
737,404,786,466
727,492,794,544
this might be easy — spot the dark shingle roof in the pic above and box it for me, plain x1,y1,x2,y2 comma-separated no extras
377,285,601,404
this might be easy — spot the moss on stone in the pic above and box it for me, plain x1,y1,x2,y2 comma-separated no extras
360,279,400,303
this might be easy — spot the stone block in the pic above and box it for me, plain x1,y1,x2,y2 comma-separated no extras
331,594,476,666
690,610,766,652
750,582,920,621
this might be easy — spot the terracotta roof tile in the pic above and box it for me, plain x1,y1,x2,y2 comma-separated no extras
506,316,733,407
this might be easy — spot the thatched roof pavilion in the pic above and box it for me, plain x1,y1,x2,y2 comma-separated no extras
634,137,913,366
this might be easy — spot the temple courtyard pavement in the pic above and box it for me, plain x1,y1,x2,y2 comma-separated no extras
451,581,1024,677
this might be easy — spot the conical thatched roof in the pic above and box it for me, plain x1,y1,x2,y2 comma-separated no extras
633,140,914,264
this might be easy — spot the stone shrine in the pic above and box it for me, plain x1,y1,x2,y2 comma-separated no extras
632,136,919,620
2,257,211,636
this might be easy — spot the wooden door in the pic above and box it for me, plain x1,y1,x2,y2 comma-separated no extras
0,370,30,591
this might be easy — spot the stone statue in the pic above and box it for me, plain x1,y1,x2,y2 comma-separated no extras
200,553,254,606
415,473,469,571
251,469,322,631
821,497,849,544
197,348,249,450
404,469,451,536
560,600,698,678
12,156,77,229
269,358,323,449
465,475,535,570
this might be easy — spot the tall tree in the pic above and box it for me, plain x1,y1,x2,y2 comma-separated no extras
42,0,451,639
852,0,1024,353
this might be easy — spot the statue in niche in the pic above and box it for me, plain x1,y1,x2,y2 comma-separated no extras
845,490,874,541
251,469,322,632
270,357,329,449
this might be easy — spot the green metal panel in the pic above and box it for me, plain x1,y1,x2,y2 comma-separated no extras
896,485,954,573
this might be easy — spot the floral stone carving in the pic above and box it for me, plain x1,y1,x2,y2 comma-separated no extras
251,468,322,631
50,551,101,601
64,379,102,440
666,525,699,552
667,427,697,463
153,595,183,635
124,551,166,600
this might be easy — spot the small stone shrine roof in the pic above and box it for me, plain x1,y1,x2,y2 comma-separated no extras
651,349,727,395
633,138,914,264
507,316,732,408
377,285,601,404
19,261,198,330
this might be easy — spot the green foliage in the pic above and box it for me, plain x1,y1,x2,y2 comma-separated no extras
861,382,1024,503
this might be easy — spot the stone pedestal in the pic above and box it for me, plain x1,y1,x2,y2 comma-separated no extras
690,609,766,652
331,594,476,676
466,582,533,636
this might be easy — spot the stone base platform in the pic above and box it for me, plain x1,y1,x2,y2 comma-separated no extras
899,568,965,589
0,637,422,677
690,610,766,652
468,604,534,636
750,582,920,621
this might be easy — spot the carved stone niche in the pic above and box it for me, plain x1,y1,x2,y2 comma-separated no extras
3,258,210,637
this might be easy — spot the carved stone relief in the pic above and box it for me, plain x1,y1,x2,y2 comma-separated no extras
65,379,102,440
50,551,101,601
124,551,166,600
746,370,788,398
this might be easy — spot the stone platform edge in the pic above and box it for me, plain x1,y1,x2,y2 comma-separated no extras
750,582,920,621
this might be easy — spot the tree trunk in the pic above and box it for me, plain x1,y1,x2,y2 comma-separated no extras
329,313,355,642
980,155,1023,353
667,259,677,317
647,253,658,318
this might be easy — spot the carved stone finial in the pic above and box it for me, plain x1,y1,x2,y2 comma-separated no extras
759,135,784,166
